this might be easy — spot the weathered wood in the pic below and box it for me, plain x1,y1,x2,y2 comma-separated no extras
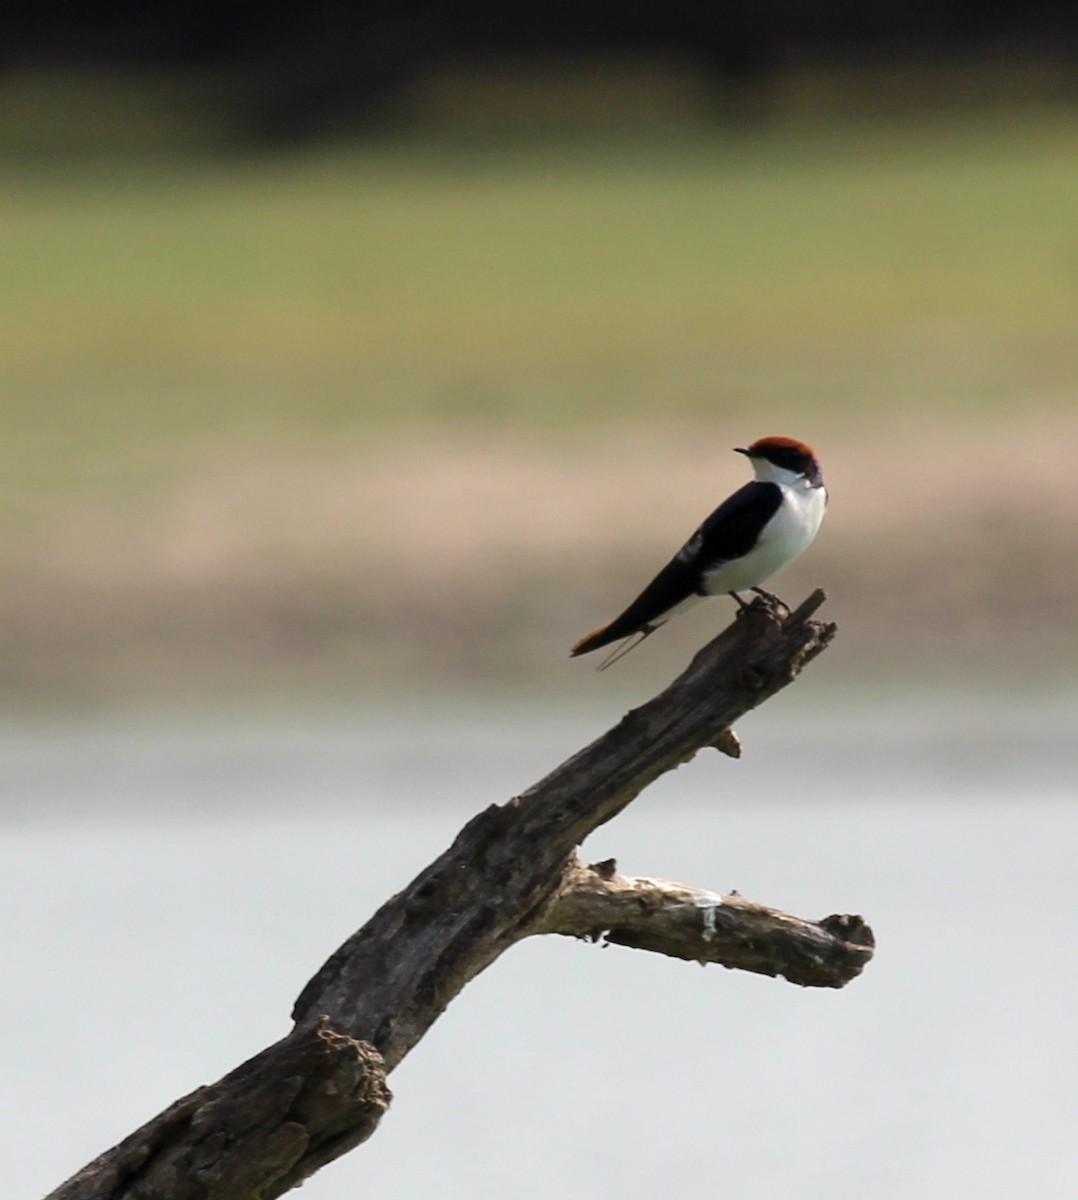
291,590,841,1066
48,1022,390,1200
48,591,870,1200
536,856,874,987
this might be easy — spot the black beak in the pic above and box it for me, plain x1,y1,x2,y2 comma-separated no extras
734,447,753,457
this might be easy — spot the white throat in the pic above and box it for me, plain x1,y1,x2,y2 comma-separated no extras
752,459,809,488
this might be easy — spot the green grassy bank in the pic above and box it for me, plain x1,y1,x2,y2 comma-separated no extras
4,108,1077,708
7,110,1078,468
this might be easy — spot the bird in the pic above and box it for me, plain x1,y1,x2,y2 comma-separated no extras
571,436,827,668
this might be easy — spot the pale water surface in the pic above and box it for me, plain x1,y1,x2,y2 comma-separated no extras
3,695,1076,1199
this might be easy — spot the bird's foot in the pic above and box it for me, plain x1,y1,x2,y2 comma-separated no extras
750,587,790,613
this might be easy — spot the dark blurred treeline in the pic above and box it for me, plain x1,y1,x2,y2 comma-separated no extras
5,2,1077,141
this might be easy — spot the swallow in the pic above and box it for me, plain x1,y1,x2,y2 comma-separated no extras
571,436,827,667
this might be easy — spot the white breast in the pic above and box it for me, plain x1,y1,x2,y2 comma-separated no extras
701,482,826,595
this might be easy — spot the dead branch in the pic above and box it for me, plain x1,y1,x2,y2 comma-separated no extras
537,855,874,987
50,1023,390,1200
48,590,872,1200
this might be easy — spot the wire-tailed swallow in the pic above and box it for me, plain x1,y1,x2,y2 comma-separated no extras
571,436,827,666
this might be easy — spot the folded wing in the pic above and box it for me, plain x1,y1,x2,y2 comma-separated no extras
571,481,782,656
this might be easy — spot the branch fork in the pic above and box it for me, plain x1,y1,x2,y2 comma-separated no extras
49,590,868,1200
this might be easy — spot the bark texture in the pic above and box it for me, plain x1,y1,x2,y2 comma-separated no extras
539,856,873,986
49,1022,390,1200
48,590,872,1200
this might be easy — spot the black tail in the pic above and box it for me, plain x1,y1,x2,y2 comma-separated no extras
570,622,617,657
571,620,655,665
570,553,696,659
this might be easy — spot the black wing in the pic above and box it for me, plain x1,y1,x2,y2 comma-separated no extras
693,480,783,564
571,481,781,656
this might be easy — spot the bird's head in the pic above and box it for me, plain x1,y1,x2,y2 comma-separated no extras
735,436,823,488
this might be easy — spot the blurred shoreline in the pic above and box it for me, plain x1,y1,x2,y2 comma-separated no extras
5,412,1077,714
4,106,1077,713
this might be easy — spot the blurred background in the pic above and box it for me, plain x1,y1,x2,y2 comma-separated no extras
3,6,1077,1199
